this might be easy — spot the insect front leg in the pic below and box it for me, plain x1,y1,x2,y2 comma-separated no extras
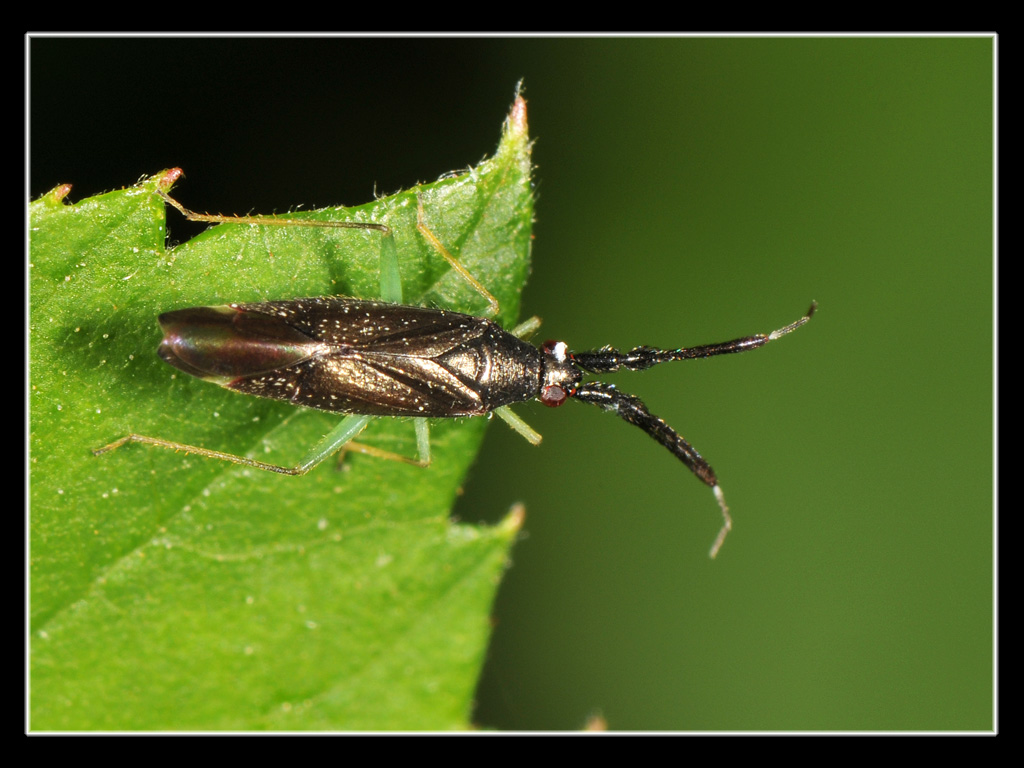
510,315,542,339
494,406,542,446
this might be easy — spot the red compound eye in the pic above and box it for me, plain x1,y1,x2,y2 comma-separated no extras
540,384,568,407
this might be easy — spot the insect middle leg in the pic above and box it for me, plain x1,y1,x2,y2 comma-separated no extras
336,418,432,467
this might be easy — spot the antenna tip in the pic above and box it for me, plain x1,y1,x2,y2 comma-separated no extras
709,485,732,559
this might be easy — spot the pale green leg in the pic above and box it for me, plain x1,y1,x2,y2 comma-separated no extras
495,406,542,446
495,319,543,444
510,315,542,339
414,419,431,465
93,415,373,475
378,230,403,304
299,415,373,472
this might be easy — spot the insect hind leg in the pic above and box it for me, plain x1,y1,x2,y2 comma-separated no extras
93,414,374,476
156,187,390,234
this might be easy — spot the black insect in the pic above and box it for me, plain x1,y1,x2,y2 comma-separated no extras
96,181,815,558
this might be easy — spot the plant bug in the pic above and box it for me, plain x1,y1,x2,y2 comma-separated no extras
95,167,814,560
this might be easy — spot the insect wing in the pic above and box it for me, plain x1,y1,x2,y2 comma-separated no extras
158,305,320,383
218,298,504,417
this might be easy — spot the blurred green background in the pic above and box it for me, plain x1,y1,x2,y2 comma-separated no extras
31,36,993,731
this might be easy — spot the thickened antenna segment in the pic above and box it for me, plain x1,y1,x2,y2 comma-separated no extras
572,383,716,487
572,381,733,559
571,302,817,373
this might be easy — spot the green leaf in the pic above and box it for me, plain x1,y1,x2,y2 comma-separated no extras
30,96,533,730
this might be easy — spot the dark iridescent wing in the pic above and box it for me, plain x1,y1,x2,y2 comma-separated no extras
242,298,492,354
221,298,506,417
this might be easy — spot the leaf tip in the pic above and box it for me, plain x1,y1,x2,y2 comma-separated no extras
156,167,185,191
34,183,73,208
50,183,73,203
509,87,528,138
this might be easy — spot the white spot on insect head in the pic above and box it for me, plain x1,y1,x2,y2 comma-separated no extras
551,341,568,362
